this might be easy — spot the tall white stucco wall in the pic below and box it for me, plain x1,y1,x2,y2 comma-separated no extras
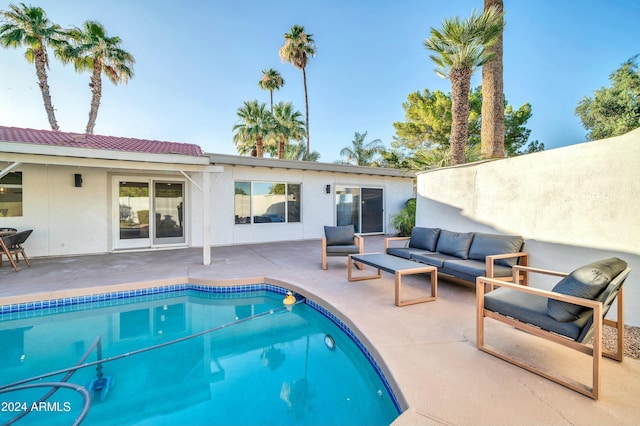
416,129,640,325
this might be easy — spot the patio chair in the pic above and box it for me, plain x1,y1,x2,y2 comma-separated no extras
321,225,363,270
476,257,629,399
0,229,33,272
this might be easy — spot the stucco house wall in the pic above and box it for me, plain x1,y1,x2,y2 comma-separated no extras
1,131,415,258
2,162,414,256
0,163,109,257
189,157,416,247
416,128,640,325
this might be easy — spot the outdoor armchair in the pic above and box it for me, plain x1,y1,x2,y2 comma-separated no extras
0,229,33,272
476,257,629,399
321,225,363,270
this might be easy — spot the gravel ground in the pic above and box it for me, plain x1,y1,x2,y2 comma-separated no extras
602,325,640,359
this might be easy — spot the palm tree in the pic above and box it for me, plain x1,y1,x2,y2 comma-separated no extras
279,25,316,161
271,101,306,159
60,21,135,134
481,0,505,159
232,100,274,158
424,7,504,165
286,141,320,162
411,144,482,171
259,68,284,112
340,131,385,166
0,3,65,130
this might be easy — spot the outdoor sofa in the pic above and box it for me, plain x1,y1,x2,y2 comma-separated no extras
385,227,528,284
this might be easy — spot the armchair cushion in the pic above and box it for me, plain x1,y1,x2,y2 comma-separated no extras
435,230,474,259
324,225,355,246
484,287,591,341
408,227,440,251
547,257,628,322
325,244,360,255
468,233,524,267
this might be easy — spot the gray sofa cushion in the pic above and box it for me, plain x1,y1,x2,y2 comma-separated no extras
468,233,524,267
387,247,433,260
412,252,459,268
324,225,355,246
435,230,474,259
547,257,628,322
442,259,513,278
408,227,441,252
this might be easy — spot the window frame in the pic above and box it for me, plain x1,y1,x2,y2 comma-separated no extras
0,171,23,218
234,181,301,225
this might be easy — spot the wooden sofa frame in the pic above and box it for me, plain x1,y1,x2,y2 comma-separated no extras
476,264,629,399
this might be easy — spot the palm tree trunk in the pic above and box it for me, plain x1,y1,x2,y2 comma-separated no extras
86,64,103,134
278,137,286,159
481,0,505,159
302,67,310,161
256,135,264,158
450,68,472,166
270,90,274,113
34,50,59,131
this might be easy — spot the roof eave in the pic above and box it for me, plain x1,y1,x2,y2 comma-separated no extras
1,141,209,165
206,153,415,178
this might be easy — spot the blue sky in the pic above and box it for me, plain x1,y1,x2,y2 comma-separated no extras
1,0,638,162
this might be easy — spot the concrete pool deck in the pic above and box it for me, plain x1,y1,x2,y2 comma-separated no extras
1,236,639,425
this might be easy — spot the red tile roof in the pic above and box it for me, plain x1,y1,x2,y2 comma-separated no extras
0,126,204,156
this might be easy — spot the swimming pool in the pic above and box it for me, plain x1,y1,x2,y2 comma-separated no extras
0,283,401,425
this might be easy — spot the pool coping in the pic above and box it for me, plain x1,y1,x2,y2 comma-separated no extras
0,275,408,416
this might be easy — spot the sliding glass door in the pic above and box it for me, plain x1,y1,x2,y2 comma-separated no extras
114,177,185,249
152,182,185,245
118,181,150,248
335,186,384,234
361,188,383,233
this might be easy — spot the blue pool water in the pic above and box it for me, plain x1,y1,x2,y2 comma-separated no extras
0,285,400,425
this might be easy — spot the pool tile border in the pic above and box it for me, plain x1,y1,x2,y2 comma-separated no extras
0,283,288,316
0,281,401,414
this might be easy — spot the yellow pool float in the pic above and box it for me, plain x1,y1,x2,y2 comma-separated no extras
283,291,296,305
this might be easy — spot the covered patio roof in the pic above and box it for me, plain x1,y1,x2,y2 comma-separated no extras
0,125,222,265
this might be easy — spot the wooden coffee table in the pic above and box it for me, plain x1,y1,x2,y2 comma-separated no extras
348,253,437,307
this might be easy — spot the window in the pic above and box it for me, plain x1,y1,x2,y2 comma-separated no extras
0,172,22,217
234,181,301,224
234,181,251,224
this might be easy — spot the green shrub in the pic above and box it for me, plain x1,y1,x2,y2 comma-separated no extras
391,198,416,236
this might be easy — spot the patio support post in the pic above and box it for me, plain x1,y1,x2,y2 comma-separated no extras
182,167,222,266
202,171,211,265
